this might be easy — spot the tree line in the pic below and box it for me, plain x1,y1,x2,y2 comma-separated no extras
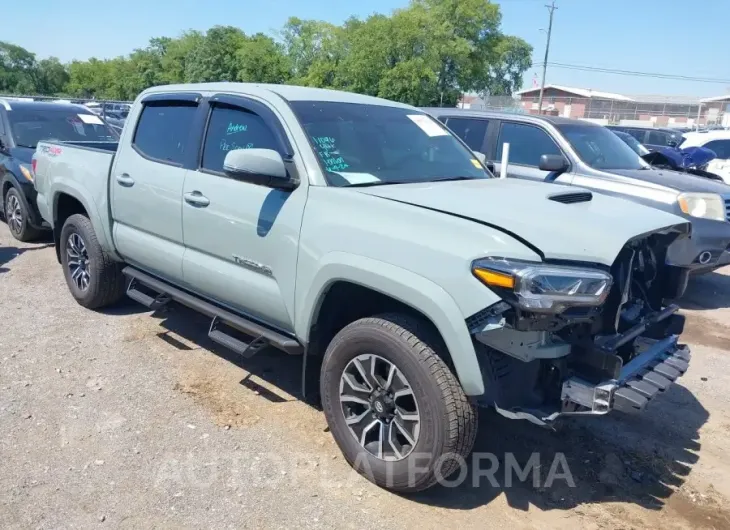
0,0,532,107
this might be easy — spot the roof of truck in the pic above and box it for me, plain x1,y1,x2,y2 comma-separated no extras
139,82,415,109
421,107,597,127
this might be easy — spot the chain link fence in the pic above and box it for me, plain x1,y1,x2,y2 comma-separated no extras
460,94,730,129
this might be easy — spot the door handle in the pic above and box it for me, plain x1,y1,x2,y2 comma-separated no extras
115,173,135,187
184,191,210,208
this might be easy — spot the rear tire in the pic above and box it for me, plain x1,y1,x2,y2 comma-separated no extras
60,214,125,309
320,313,477,492
4,187,41,242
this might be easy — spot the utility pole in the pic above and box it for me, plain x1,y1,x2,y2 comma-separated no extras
537,1,557,115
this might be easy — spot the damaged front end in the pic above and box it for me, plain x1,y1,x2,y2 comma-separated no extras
470,223,693,426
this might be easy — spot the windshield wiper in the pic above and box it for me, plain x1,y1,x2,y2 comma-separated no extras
345,181,407,188
428,176,479,182
15,143,36,149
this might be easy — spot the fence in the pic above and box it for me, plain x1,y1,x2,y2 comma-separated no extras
460,94,730,128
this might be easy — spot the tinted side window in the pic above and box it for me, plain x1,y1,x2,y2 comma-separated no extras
646,130,672,146
133,102,197,165
201,105,279,173
496,122,561,166
445,117,488,152
705,139,730,159
626,129,646,142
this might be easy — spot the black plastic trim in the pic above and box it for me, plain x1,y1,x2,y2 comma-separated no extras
141,92,202,104
122,266,303,355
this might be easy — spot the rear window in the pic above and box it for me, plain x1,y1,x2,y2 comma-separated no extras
8,107,117,149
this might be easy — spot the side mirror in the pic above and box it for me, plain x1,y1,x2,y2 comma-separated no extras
223,148,297,190
540,154,570,183
473,151,486,163
667,140,678,148
539,154,569,172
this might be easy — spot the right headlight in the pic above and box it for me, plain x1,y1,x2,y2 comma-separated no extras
472,257,613,314
677,192,726,221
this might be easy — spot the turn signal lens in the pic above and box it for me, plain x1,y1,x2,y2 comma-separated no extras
473,268,515,289
20,165,33,181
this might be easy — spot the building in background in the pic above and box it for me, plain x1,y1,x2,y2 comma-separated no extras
507,85,730,128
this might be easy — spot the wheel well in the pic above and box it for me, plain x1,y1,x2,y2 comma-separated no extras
53,194,88,262
307,281,451,366
2,179,13,201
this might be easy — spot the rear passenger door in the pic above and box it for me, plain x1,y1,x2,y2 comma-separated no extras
181,95,307,332
111,94,200,283
491,121,572,184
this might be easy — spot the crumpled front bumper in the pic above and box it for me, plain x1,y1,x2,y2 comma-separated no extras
561,335,690,415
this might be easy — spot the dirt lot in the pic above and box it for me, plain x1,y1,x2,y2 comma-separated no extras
1,225,730,530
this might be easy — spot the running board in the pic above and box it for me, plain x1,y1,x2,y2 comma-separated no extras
127,278,170,310
122,267,302,356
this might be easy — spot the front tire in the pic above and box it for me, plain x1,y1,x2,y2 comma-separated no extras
320,314,477,492
4,187,41,242
60,214,125,309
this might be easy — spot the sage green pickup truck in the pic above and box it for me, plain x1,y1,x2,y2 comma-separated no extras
33,83,692,492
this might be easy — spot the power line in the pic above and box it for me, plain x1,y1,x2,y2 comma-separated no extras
543,62,730,84
537,1,557,113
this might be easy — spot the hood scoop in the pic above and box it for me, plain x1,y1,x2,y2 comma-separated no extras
548,191,593,204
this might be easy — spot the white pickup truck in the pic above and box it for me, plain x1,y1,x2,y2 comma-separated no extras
32,83,692,492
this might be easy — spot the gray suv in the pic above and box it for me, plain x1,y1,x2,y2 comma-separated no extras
425,108,730,273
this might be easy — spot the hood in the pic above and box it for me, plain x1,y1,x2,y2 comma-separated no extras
355,178,689,266
608,167,730,195
9,146,34,164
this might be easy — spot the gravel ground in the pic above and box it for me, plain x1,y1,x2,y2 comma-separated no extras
1,224,730,529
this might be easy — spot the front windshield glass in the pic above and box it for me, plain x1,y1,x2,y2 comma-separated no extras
289,101,491,186
8,108,118,148
558,123,648,170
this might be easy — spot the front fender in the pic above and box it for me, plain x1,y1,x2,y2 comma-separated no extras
297,252,485,396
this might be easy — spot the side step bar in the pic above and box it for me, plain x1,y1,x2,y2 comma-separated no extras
122,267,303,356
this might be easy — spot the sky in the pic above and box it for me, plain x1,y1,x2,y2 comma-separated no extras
3,0,729,97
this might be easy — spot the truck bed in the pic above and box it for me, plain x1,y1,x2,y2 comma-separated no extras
33,140,118,248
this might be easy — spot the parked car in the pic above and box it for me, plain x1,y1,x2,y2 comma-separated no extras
682,130,730,185
103,112,126,133
34,83,693,492
0,99,117,241
426,108,730,273
606,125,685,151
613,130,724,182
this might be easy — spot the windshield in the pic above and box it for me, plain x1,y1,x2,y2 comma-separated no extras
8,108,118,148
614,131,650,156
289,101,491,186
558,123,648,170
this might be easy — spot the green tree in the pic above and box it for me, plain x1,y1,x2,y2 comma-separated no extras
35,57,70,95
0,41,38,93
184,26,247,82
236,33,291,84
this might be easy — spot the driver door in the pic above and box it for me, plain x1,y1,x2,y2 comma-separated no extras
181,95,307,332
